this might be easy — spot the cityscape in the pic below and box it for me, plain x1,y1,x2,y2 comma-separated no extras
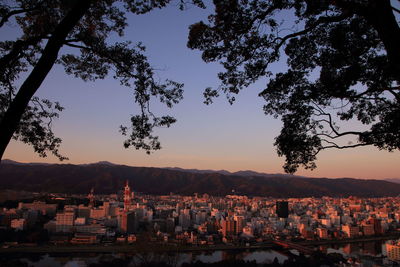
1,0,400,266
2,178,400,266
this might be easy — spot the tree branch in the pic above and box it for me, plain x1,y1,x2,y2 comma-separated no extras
273,12,351,52
0,36,44,77
63,41,140,80
392,5,400,14
0,7,37,28
353,86,400,99
311,103,363,138
0,0,92,162
321,142,371,150
388,88,400,102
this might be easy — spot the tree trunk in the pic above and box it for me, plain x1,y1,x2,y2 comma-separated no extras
365,0,400,83
0,1,91,162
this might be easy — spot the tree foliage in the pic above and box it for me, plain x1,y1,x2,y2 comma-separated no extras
0,0,204,161
188,0,400,173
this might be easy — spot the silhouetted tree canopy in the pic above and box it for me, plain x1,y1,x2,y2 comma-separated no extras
188,0,400,173
0,0,204,162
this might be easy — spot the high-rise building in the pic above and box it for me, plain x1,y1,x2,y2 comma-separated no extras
179,213,191,230
368,218,383,234
119,181,137,234
120,211,137,234
221,217,236,237
88,187,95,208
234,215,245,234
276,201,289,218
124,180,132,211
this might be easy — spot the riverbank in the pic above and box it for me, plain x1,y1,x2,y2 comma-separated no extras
300,233,400,247
0,243,275,254
0,233,399,254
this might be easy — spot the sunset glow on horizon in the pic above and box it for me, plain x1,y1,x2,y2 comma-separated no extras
2,4,399,180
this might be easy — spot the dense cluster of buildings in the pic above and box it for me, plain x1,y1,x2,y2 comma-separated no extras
1,183,400,260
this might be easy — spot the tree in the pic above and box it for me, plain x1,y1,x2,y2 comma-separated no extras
0,0,204,162
188,0,400,173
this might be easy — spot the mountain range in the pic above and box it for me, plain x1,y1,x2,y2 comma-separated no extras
0,159,399,197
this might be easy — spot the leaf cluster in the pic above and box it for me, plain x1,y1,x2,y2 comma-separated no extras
188,0,400,173
0,0,204,158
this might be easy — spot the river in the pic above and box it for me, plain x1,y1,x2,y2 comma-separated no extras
1,239,398,266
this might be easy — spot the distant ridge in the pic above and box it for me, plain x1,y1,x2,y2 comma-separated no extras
2,159,51,166
164,167,232,176
1,159,20,165
164,167,302,178
1,160,400,197
81,161,117,166
386,178,400,184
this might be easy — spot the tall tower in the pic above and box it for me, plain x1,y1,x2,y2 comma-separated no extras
88,187,95,208
124,180,131,211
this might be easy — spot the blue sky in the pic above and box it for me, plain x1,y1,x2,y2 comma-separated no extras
3,2,400,179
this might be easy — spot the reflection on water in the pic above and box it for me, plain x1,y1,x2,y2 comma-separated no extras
8,249,289,267
242,250,288,264
5,240,398,267
322,240,394,267
321,240,385,257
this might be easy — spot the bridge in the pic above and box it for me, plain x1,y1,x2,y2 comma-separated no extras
273,240,315,255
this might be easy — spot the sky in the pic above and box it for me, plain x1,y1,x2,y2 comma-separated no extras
2,2,400,179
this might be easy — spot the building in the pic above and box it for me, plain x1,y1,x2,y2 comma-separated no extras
18,201,57,217
276,201,289,218
386,241,400,261
10,218,26,231
342,225,359,238
77,205,91,219
120,211,137,234
361,223,375,236
90,207,106,219
124,180,132,211
234,215,245,234
368,218,383,235
74,217,86,226
299,223,313,239
179,212,191,230
70,233,98,244
221,217,236,237
242,225,254,237
56,211,75,232
317,227,328,239
75,223,106,235
43,220,56,233
88,187,95,208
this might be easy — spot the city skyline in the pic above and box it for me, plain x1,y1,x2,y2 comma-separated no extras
2,4,400,179
1,1,400,266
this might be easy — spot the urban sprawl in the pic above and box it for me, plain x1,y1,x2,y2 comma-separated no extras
2,181,400,262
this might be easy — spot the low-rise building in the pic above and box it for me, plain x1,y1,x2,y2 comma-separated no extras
10,218,26,231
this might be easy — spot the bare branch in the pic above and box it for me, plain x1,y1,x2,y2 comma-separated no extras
311,102,363,138
321,143,371,150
